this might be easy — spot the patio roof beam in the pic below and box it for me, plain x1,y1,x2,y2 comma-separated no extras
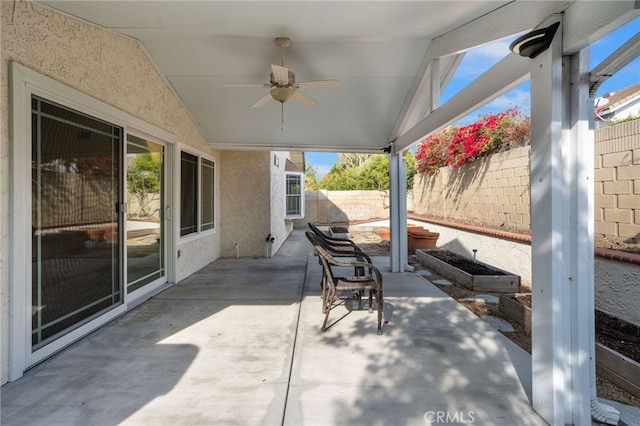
390,50,464,140
393,52,530,152
561,0,639,54
589,31,640,97
430,1,570,58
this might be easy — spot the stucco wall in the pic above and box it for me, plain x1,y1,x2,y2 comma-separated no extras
269,152,293,255
410,220,533,288
414,219,640,324
595,257,640,324
1,2,218,384
220,151,271,257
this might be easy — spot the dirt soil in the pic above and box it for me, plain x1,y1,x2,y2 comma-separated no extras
595,310,640,363
424,249,508,275
346,227,640,408
595,235,640,255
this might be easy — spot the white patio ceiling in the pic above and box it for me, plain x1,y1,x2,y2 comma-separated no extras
34,1,628,153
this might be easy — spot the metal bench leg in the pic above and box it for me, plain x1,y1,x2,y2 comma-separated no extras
376,290,383,335
321,288,335,332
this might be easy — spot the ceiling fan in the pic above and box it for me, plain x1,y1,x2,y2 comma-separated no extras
223,37,341,110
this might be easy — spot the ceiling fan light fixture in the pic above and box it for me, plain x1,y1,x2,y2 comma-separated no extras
270,87,295,103
223,36,339,112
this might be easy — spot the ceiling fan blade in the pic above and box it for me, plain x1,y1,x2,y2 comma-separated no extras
295,79,341,89
271,64,289,85
291,90,317,108
251,92,273,108
222,83,271,88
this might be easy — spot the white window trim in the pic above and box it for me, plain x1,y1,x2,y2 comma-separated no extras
9,62,177,380
284,171,305,219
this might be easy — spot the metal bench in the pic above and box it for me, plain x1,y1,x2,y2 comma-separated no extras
306,231,383,335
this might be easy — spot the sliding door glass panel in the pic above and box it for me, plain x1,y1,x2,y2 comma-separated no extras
31,96,122,350
126,135,165,293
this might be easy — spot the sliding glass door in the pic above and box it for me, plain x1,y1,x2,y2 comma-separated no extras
126,135,165,293
31,97,123,349
30,98,170,353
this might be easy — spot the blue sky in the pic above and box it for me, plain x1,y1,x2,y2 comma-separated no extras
307,17,640,179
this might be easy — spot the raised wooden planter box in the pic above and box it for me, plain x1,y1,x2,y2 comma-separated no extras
499,293,532,334
498,296,640,398
416,249,520,292
596,342,640,398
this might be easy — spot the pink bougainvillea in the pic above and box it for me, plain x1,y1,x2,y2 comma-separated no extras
415,107,530,175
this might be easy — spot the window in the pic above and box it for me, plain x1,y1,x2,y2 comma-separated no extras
285,172,304,218
180,151,215,237
180,152,198,236
201,158,215,231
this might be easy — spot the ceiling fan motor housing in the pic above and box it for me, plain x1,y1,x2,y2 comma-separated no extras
270,70,296,86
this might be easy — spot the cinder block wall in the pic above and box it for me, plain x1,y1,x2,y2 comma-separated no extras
296,190,397,226
412,120,640,241
299,121,638,243
594,119,640,242
412,146,531,232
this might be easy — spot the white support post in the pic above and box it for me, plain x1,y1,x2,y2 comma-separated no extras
388,148,408,273
566,48,596,426
530,16,567,424
579,51,621,425
530,17,609,425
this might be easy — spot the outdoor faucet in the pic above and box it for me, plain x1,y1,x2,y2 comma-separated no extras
265,234,275,258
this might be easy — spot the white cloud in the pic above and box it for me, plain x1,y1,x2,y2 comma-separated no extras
468,39,513,61
454,87,530,125
452,38,516,81
487,89,530,111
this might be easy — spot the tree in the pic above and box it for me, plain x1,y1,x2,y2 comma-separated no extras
304,161,320,191
360,155,389,190
316,152,416,191
336,153,369,169
127,153,161,218
404,150,416,189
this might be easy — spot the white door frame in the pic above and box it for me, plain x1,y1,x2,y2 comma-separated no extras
9,63,177,380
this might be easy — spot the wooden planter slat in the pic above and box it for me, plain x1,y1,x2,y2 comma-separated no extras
498,295,640,399
499,294,531,334
595,343,640,398
416,249,520,292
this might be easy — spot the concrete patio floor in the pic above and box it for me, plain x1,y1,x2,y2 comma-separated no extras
1,230,550,425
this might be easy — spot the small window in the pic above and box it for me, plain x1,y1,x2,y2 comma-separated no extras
180,151,215,237
285,172,304,218
180,152,198,236
201,158,215,231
